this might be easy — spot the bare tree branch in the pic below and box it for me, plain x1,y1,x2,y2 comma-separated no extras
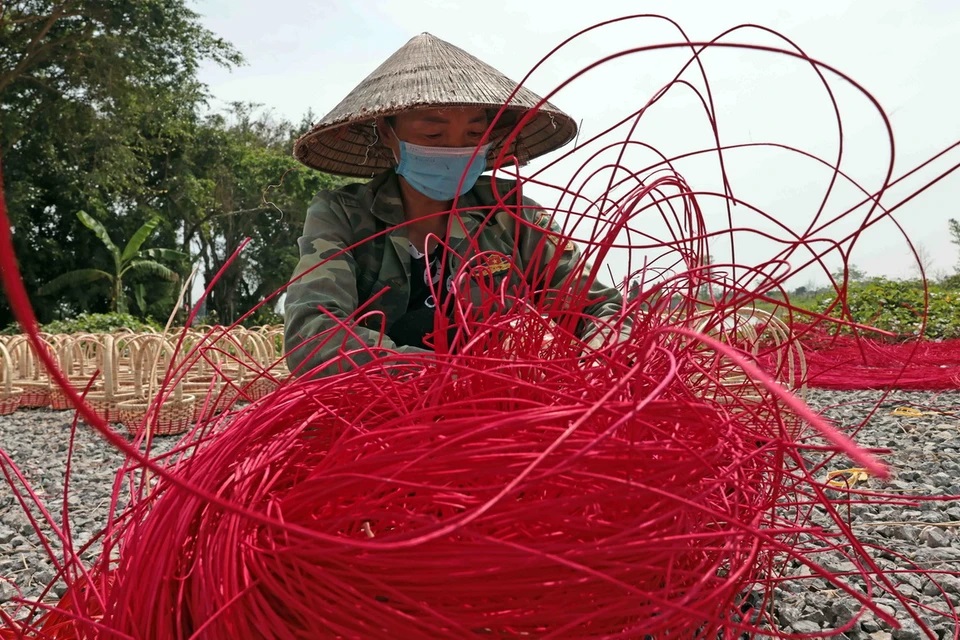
182,206,274,252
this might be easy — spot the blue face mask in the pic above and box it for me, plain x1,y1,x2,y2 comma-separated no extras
395,141,492,202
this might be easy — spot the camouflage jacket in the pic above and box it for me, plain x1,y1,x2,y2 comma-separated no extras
284,169,624,377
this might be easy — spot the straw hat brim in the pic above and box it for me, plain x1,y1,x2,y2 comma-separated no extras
293,33,577,178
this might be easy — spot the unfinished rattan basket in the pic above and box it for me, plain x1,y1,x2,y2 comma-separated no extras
66,334,135,423
0,340,23,416
691,308,807,441
118,394,197,437
235,330,280,401
178,329,241,419
116,334,196,437
6,334,55,408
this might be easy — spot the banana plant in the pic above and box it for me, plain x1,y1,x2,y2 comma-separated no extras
39,211,187,314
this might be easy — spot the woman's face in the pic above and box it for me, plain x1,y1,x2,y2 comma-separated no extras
380,107,489,156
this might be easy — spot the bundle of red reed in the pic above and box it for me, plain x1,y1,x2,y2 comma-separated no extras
2,15,959,639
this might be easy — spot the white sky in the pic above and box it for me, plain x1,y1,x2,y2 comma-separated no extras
193,0,960,289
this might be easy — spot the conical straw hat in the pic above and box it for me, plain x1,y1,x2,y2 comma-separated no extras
293,32,577,177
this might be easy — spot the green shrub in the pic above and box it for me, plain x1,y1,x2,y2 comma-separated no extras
40,312,162,335
793,277,960,341
0,323,21,336
244,306,284,328
939,273,960,290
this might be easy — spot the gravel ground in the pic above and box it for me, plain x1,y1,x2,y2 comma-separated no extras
773,389,960,640
1,389,959,637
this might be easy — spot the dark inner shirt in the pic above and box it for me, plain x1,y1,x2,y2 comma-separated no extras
387,244,451,350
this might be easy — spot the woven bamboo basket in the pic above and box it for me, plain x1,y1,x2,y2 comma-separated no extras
692,309,807,441
50,335,95,411
0,341,23,416
117,334,196,437
73,334,135,423
182,327,237,378
6,334,55,408
118,393,196,437
235,330,279,401
112,332,142,390
262,326,291,381
216,330,248,388
181,377,226,422
191,327,254,411
245,375,278,402
48,376,108,412
17,380,52,409
49,382,77,411
173,337,220,422
174,328,240,418
187,374,242,417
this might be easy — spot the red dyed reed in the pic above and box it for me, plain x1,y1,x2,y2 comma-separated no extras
2,14,959,639
778,323,960,391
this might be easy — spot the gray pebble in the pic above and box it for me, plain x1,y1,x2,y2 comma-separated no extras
922,574,960,604
860,612,882,632
891,620,923,640
918,527,953,548
790,619,821,633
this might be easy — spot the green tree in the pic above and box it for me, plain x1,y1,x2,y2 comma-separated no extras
0,1,241,325
38,211,186,314
1,4,352,328
949,218,960,273
166,104,354,324
831,263,868,283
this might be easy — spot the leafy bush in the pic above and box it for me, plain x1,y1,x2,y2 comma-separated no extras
0,323,21,336
793,277,960,341
939,273,960,290
243,306,284,328
39,312,162,335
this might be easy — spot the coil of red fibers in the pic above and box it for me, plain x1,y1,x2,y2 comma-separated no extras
54,357,782,638
3,13,960,640
12,299,899,639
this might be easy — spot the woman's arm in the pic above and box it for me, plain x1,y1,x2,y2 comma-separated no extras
283,193,426,378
